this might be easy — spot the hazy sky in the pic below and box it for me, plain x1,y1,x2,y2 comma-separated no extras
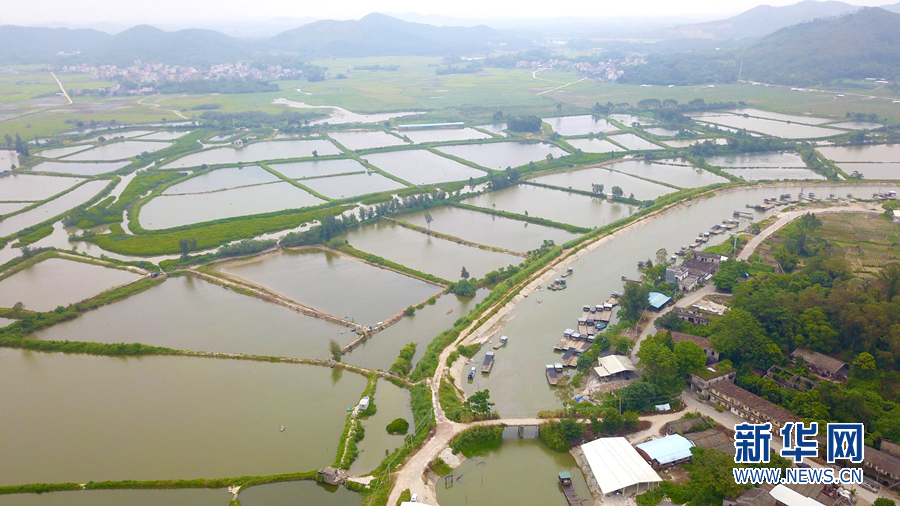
4,0,889,26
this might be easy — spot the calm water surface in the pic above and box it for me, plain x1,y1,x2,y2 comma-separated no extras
400,128,491,144
817,144,900,163
329,130,408,151
0,180,107,237
301,172,405,198
162,166,279,195
350,379,413,475
607,133,663,151
363,150,486,185
239,480,361,506
725,168,825,181
606,159,727,188
436,142,568,170
566,138,624,153
0,173,82,201
33,275,356,358
529,167,675,200
544,115,617,136
271,158,367,179
0,489,228,506
694,115,842,139
161,140,342,169
0,348,366,485
29,160,130,176
63,141,172,161
706,151,806,168
36,145,92,158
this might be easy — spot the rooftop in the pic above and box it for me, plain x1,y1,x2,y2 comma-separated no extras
580,437,663,495
636,434,695,465
865,445,900,478
670,331,713,351
594,354,637,378
709,381,797,426
791,348,848,376
648,292,672,310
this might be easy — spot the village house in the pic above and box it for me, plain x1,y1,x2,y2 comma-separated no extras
671,331,719,364
708,381,797,432
791,348,849,380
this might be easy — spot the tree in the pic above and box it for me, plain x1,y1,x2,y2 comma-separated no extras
312,150,318,157
450,278,476,297
556,103,562,113
619,281,650,323
602,408,624,433
611,186,624,198
465,389,494,418
12,301,24,314
655,312,682,331
873,499,896,506
711,258,750,292
636,337,682,394
4,133,12,147
460,266,470,279
424,211,433,231
492,110,503,121
14,133,29,157
656,248,668,266
555,375,575,415
617,380,662,412
683,448,746,506
851,352,877,381
592,183,604,195
329,339,343,361
674,341,707,376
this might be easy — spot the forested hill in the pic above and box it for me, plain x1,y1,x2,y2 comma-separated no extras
620,8,900,86
0,13,518,65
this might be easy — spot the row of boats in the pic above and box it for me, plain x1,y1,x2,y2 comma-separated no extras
547,295,620,385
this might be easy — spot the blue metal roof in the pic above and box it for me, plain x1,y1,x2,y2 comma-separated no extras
636,434,694,465
648,292,672,309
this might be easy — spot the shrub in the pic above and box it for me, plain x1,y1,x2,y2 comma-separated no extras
386,418,409,435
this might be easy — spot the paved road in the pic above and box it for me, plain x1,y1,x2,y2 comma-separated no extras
631,283,718,360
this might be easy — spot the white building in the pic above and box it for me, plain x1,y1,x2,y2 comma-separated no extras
579,437,662,495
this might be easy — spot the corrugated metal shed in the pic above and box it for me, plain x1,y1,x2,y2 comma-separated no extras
580,437,662,495
648,292,672,310
636,434,695,466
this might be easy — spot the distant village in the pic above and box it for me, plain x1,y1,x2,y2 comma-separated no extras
514,56,646,81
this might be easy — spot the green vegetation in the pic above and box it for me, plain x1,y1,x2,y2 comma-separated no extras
449,425,504,457
429,457,453,477
10,225,53,247
389,343,417,377
386,418,409,435
538,419,585,452
450,202,591,233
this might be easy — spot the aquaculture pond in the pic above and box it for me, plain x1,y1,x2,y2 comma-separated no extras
238,481,361,506
436,142,568,170
606,159,727,188
80,130,156,141
724,168,825,181
705,151,807,168
643,127,681,137
463,184,635,230
544,115,617,136
0,348,366,486
349,379,413,475
33,275,356,358
329,130,408,151
0,257,138,312
35,145,93,159
270,158,367,179
63,141,172,161
29,160,130,176
693,115,842,139
609,114,657,126
399,128,491,144
340,220,523,281
606,133,663,151
162,166,280,195
0,173,82,201
529,167,676,200
0,202,27,214
564,137,624,153
830,163,900,179
137,130,191,140
300,172,405,198
217,248,441,326
161,140,342,169
477,123,507,136
817,144,900,163
139,182,323,229
0,489,228,506
437,437,591,506
401,205,579,252
362,149,486,185
0,149,18,167
0,180,108,237
729,108,832,124
663,138,726,148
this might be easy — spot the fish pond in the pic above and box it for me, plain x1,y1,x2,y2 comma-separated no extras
436,142,568,170
29,160,130,176
565,138,625,153
529,167,676,200
300,172,405,198
349,379,413,475
362,150,486,185
399,128,491,144
329,130,408,151
0,180,108,237
63,141,172,161
270,158,367,179
705,151,807,168
161,140,342,169
606,133,663,151
544,115,617,136
162,166,280,195
0,173,83,201
606,159,727,188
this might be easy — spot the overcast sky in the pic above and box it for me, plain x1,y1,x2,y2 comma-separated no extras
4,0,889,27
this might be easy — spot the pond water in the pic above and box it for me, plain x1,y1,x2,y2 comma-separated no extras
437,437,592,506
529,167,675,201
460,182,893,416
137,130,191,140
139,182,323,230
218,248,441,326
0,180,108,237
729,108,832,124
80,130,157,142
0,348,366,486
239,481,361,506
565,137,625,153
0,173,82,201
274,97,424,126
270,158,367,179
301,172,404,198
463,184,635,229
362,150,486,185
0,316,15,327
33,275,356,358
0,257,138,312
402,205,579,252
0,149,18,168
606,159,727,188
663,138,727,148
345,289,488,372
0,489,228,506
436,142,568,170
329,130,408,151
63,141,172,161
694,115,842,139
829,121,882,130
610,114,657,127
817,144,900,163
477,123,507,136
705,151,807,168
831,163,900,179
162,166,280,195
36,145,92,159
724,168,826,181
161,140,342,169
399,128,492,144
28,160,130,176
0,202,27,214
606,133,663,151
350,379,413,475
643,127,681,137
544,115,616,136
340,220,523,281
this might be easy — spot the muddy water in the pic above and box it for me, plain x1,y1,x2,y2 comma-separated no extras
345,289,489,372
239,480,361,506
29,160,130,176
0,489,228,506
329,130,408,151
301,172,405,199
362,150,486,185
63,141,172,161
606,159,727,188
162,166,280,195
438,437,591,506
0,257,138,311
463,184,636,229
436,142,568,170
339,220,523,281
544,115,617,136
0,173,82,201
0,348,366,486
401,205,578,253
33,275,356,358
529,167,675,201
217,248,441,326
350,380,413,475
161,140,342,169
